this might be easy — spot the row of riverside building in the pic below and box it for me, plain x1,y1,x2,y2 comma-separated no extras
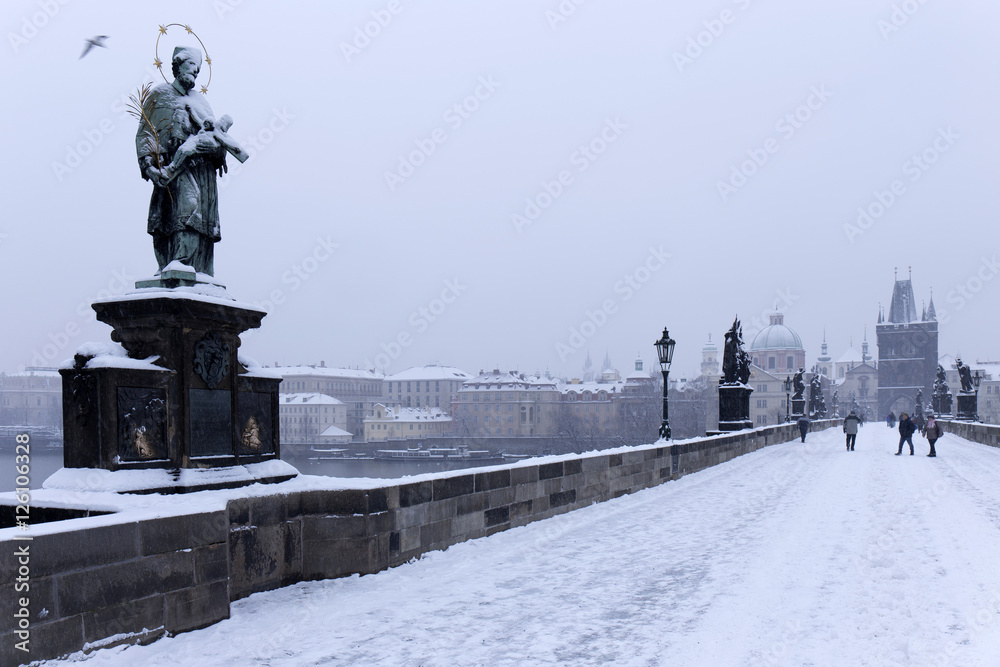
274,360,663,445
5,273,1000,445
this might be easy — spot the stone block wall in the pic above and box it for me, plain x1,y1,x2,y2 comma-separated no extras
937,419,1000,448
2,419,836,664
1,511,230,666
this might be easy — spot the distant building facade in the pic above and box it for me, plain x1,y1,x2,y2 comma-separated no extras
278,393,348,444
383,365,471,411
701,335,720,379
836,362,878,420
748,365,788,426
451,370,562,438
979,375,1000,424
749,312,806,374
276,364,383,441
747,312,805,426
0,368,62,429
364,403,452,442
876,273,938,418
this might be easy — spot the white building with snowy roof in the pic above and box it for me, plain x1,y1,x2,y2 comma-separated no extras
278,393,349,445
276,363,383,441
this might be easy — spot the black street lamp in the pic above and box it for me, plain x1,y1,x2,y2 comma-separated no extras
782,376,793,423
973,370,982,421
654,327,676,440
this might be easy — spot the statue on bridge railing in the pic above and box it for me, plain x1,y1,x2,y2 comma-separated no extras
722,317,751,385
809,374,826,418
933,365,951,397
957,358,974,393
932,364,953,416
718,316,754,431
792,368,805,401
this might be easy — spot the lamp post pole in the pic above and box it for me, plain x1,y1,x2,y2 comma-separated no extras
654,328,676,441
783,376,792,423
973,370,982,421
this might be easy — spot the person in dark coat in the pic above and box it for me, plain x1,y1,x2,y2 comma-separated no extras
922,414,943,457
896,413,916,455
797,415,810,442
887,412,896,428
843,411,861,451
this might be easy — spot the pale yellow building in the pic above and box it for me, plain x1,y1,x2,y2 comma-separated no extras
364,403,452,442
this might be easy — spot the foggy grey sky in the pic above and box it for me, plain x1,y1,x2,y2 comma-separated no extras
2,0,998,380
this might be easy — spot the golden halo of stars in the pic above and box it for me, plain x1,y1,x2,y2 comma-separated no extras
154,23,213,94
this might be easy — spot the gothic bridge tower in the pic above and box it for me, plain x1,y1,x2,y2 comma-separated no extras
876,268,938,418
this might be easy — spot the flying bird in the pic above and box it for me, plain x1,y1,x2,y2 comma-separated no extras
79,35,109,59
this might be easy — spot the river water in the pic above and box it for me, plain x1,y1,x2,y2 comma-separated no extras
1,447,509,493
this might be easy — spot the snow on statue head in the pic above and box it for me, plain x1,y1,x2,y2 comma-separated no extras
171,45,202,74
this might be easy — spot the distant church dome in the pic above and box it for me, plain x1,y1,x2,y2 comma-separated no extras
750,312,803,352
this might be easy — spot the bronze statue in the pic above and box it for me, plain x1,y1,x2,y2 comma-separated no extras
933,364,950,396
722,317,751,385
956,358,974,393
809,374,826,417
134,46,246,277
792,368,805,400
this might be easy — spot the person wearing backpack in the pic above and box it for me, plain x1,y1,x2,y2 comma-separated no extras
922,414,943,457
843,411,861,451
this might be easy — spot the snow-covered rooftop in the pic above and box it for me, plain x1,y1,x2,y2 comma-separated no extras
385,365,472,381
561,382,623,395
277,366,383,380
368,405,451,422
4,367,60,377
319,425,352,437
280,393,343,405
836,347,863,364
462,370,558,390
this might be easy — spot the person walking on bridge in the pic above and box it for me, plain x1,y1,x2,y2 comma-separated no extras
896,413,916,455
797,414,810,443
922,414,943,458
843,410,860,451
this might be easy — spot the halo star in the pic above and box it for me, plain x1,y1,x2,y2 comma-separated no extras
154,23,213,92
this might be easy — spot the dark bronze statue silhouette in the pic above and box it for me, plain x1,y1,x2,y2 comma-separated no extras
722,317,751,385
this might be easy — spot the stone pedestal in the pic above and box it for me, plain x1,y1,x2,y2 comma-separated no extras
956,393,978,421
718,383,753,432
791,398,806,419
60,291,291,487
932,393,953,417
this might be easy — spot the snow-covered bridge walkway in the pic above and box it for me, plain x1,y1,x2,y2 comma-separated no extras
48,426,1000,666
